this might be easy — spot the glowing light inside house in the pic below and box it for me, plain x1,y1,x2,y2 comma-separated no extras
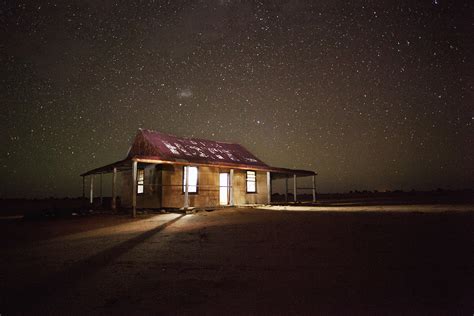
246,170,256,193
183,166,198,193
137,169,144,194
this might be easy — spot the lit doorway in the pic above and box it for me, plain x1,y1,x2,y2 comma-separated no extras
219,173,229,205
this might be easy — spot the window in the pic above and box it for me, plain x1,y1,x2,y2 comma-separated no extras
137,169,144,194
183,166,198,193
246,171,257,193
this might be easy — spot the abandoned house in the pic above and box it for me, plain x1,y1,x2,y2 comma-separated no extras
81,129,316,216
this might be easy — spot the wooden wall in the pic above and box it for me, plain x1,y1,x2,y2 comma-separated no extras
120,165,162,208
162,165,219,208
120,163,269,209
232,169,268,205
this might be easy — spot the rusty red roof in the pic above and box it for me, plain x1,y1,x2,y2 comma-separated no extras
81,129,315,176
128,129,270,168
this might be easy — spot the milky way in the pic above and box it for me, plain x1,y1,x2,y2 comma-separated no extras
1,1,472,197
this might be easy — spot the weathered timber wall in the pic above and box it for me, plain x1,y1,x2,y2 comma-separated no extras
233,170,268,205
120,164,268,209
120,165,162,208
162,165,220,208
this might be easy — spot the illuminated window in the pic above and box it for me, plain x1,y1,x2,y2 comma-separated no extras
246,171,257,193
183,166,198,193
137,169,144,194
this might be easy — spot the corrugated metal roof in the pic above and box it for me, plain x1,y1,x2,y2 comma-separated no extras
81,129,316,176
128,129,270,168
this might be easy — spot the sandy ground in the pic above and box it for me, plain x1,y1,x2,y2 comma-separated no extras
0,206,473,315
260,204,474,212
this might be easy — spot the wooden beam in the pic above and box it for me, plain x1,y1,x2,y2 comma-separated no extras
293,174,297,202
134,158,315,177
82,176,85,199
312,175,316,203
285,176,288,202
266,171,271,204
132,160,137,218
112,167,117,211
82,176,86,209
229,169,234,206
183,166,189,209
89,175,94,205
99,173,103,206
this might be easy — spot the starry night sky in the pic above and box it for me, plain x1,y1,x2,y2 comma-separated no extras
1,0,472,198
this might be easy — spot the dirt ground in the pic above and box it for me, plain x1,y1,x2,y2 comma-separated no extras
0,206,473,315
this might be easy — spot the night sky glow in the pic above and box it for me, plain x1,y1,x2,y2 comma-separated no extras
1,1,472,197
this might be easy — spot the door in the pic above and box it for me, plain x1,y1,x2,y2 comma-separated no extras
219,173,229,205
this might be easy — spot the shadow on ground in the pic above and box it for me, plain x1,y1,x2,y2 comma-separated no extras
1,208,473,315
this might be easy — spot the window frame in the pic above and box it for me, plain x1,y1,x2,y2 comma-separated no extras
182,166,199,194
137,169,145,195
246,170,257,194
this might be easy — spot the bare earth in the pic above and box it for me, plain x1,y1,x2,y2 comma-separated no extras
0,206,473,315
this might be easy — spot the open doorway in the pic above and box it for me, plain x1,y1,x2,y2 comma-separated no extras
219,173,229,205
